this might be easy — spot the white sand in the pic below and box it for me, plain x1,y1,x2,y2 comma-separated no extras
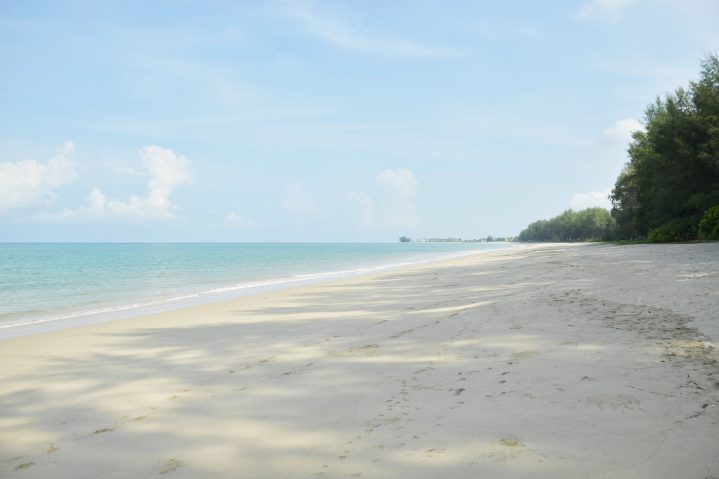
1,243,718,478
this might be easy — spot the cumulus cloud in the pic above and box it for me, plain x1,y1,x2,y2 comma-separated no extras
580,0,639,21
570,191,612,210
0,141,77,213
603,118,644,144
52,145,192,221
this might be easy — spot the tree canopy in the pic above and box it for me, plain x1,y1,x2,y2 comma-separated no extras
518,208,617,242
518,54,719,243
610,54,719,241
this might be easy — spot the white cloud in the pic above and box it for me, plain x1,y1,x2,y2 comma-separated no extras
52,145,192,221
570,191,611,210
281,181,318,222
603,118,644,144
282,0,460,59
375,168,419,228
580,0,639,21
376,168,418,197
0,141,77,213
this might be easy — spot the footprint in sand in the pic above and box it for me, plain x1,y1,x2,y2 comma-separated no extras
157,458,184,475
585,394,640,410
487,437,526,464
499,437,521,447
14,462,35,471
330,344,379,358
423,448,446,458
511,349,539,361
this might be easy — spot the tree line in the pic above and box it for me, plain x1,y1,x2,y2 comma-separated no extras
520,54,719,243
518,208,617,242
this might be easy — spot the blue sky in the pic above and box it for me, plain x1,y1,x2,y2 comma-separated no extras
1,0,717,241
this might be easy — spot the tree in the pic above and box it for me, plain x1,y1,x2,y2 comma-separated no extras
518,208,616,242
610,163,642,239
610,54,719,241
698,206,719,240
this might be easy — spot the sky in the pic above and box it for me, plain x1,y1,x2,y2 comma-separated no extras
1,0,717,242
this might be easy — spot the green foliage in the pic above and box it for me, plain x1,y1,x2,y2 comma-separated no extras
610,164,642,239
399,236,411,243
698,206,719,240
518,208,617,242
610,54,719,240
647,222,693,243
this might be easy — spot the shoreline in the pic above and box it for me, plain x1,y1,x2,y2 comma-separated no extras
0,243,516,340
1,242,717,477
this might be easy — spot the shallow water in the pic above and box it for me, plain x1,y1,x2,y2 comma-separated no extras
0,242,513,334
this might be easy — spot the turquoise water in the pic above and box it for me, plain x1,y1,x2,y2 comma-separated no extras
0,242,513,335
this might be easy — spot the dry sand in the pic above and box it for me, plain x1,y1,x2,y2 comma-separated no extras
1,243,718,478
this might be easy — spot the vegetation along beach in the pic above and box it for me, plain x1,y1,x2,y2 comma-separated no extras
1,2,718,478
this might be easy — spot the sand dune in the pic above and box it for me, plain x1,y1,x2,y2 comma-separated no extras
1,243,717,478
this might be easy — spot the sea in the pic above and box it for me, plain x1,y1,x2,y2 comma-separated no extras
0,242,514,338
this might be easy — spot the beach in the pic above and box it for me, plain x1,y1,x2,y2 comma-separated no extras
1,242,718,478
